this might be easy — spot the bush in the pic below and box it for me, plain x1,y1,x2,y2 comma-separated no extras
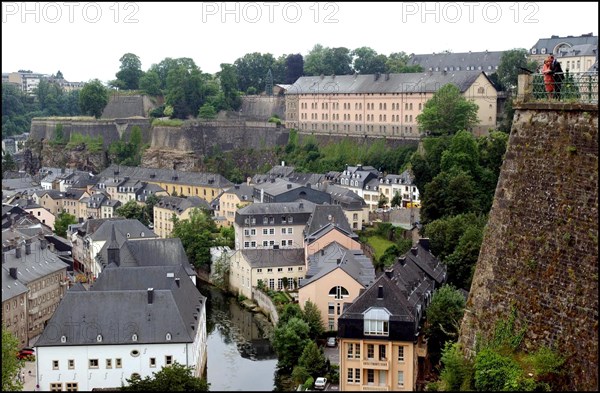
152,118,183,127
303,376,314,391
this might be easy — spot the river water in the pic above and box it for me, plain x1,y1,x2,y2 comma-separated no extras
198,284,279,391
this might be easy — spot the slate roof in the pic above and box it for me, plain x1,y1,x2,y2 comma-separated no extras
2,267,29,302
318,184,366,209
89,219,156,242
556,43,598,58
305,204,354,236
156,196,211,213
2,239,69,285
240,248,305,268
531,33,597,55
237,200,316,216
224,184,254,201
98,165,233,188
340,273,416,323
98,238,195,277
252,165,296,184
286,71,488,95
301,242,375,288
35,285,205,346
408,51,504,73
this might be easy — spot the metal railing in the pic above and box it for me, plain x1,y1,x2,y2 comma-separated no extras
518,71,598,104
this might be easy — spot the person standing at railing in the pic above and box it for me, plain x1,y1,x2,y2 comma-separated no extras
550,55,564,100
542,56,555,99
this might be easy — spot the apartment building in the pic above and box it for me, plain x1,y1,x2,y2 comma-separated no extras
215,184,254,227
96,165,233,202
285,71,497,137
233,201,315,251
153,196,211,238
2,237,69,344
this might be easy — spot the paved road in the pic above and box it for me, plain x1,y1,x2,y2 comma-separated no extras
22,360,38,391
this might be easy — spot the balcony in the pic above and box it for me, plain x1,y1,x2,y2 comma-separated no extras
362,359,389,370
361,385,389,391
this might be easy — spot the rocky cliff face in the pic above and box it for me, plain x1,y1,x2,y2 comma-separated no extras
21,139,108,175
459,102,598,391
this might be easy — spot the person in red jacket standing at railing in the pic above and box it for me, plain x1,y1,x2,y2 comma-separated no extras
542,55,555,99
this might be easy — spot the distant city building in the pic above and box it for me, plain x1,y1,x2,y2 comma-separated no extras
529,33,597,61
285,71,497,137
407,50,503,75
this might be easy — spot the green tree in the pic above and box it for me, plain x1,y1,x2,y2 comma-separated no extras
302,300,325,339
171,208,218,268
2,152,18,174
112,53,143,90
144,194,161,225
291,365,311,385
424,285,466,366
285,54,304,83
115,200,147,225
444,225,485,290
298,341,328,379
271,317,311,372
217,63,242,111
417,84,479,136
79,79,109,118
198,103,217,120
139,70,162,96
54,211,77,237
378,193,389,208
304,44,353,76
164,58,206,119
385,52,423,73
2,327,24,391
497,48,539,92
121,362,209,391
233,52,277,93
351,46,386,74
278,303,303,326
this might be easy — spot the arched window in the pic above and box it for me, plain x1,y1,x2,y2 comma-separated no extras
328,286,349,299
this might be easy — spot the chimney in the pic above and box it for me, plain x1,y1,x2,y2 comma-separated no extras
418,238,430,252
247,177,251,186
306,183,311,189
49,242,56,253
25,239,32,255
287,184,292,189
175,278,180,288
260,188,264,203
15,246,22,259
385,73,390,81
299,202,304,209
40,238,47,249
377,285,384,299
281,161,285,166
385,267,394,279
398,256,406,265
321,249,325,256
374,73,380,81
410,247,418,256
147,288,154,304
10,267,18,279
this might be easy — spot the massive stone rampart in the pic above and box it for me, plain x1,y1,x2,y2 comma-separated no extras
459,102,598,391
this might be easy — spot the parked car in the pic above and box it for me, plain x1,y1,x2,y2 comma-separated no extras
17,347,35,360
314,377,327,390
326,337,337,347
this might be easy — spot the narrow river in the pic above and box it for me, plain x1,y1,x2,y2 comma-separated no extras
198,284,279,391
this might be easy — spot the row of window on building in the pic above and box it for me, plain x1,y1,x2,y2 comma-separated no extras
301,101,424,111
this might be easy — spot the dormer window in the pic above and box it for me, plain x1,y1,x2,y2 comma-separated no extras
97,334,103,342
61,335,67,343
166,333,172,341
364,307,390,336
132,334,138,342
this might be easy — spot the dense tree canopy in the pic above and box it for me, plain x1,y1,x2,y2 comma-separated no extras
2,327,23,392
111,53,143,90
416,84,480,136
79,79,109,118
496,48,539,92
351,46,387,74
171,208,219,268
54,211,78,237
271,317,311,372
285,54,304,83
121,362,209,391
424,285,466,366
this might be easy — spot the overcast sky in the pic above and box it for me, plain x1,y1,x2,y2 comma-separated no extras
2,2,598,83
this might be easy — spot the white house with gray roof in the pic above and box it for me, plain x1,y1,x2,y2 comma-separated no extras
34,264,207,391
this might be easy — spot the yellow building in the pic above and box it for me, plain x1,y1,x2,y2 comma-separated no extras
96,165,233,203
285,71,497,137
153,196,211,238
337,239,447,391
217,184,254,227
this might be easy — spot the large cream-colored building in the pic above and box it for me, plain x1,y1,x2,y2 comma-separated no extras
285,71,497,137
217,184,254,227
